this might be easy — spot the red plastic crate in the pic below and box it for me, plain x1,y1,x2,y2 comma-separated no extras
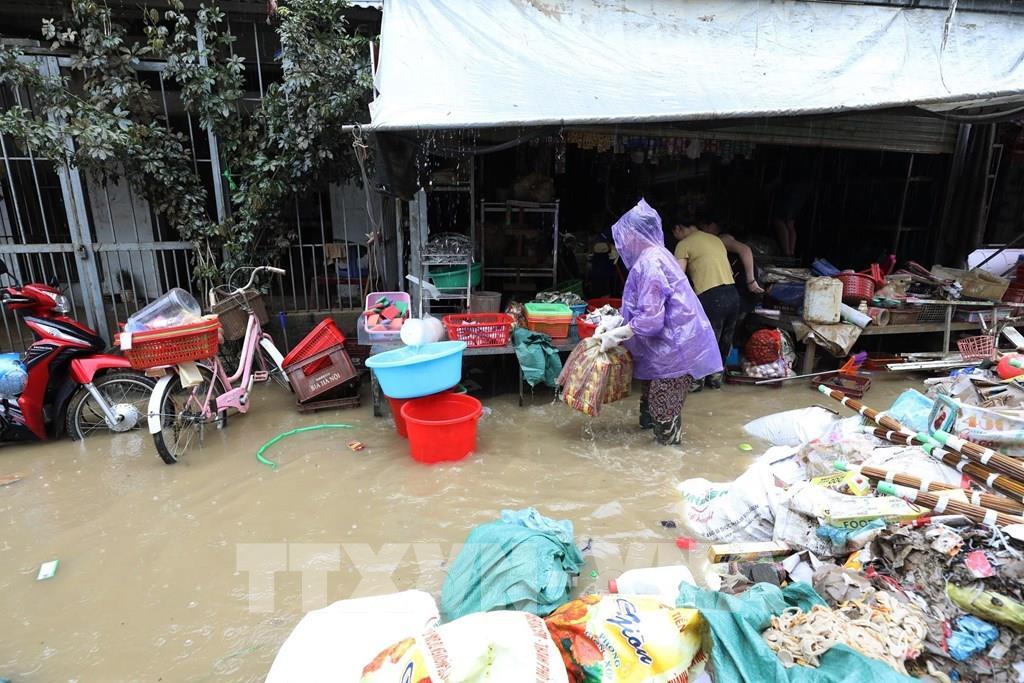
116,317,221,370
283,318,346,375
442,313,513,347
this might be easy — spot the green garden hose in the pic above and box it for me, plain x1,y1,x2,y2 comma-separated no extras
256,423,353,469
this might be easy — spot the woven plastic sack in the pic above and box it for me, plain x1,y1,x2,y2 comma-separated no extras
360,610,568,682
545,594,706,683
440,508,584,622
557,337,633,416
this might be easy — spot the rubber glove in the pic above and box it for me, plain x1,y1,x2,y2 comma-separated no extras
597,324,634,352
594,314,624,337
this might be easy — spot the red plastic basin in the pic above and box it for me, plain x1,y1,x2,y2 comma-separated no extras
401,393,483,463
388,385,466,438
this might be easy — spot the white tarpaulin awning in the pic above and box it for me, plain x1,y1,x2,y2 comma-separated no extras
368,0,1024,130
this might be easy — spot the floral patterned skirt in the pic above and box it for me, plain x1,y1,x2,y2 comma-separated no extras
639,376,693,445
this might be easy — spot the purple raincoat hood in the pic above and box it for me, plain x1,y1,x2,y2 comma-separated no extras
610,200,722,381
611,198,665,269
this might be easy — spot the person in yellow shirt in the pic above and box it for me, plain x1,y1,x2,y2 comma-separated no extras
672,212,739,389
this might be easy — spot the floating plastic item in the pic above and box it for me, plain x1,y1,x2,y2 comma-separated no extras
366,341,466,399
608,565,697,605
124,288,202,333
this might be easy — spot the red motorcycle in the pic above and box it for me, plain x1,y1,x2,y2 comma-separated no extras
0,261,153,442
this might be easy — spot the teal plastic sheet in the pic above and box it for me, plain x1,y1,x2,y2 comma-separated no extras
440,507,583,622
675,582,917,683
512,327,563,388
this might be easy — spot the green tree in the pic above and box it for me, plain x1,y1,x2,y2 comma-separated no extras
0,0,372,282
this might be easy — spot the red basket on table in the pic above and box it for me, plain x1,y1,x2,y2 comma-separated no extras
115,316,221,370
442,313,513,348
283,318,346,376
576,316,598,339
834,272,875,304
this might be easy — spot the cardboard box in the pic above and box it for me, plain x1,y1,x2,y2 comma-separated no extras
824,496,925,530
708,541,792,564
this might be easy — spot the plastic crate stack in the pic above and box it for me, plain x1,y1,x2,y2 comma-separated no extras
282,318,360,413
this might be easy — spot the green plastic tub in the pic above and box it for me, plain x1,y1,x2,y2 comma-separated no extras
430,263,483,291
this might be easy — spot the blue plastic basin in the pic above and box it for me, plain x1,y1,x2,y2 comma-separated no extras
365,341,467,399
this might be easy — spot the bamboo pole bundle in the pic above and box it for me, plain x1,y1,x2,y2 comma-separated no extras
876,482,1024,527
866,427,1024,505
837,460,1024,515
818,385,1024,484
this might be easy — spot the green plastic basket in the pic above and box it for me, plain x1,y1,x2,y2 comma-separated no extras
524,302,573,318
430,263,482,291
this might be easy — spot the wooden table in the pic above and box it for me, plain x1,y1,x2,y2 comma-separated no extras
750,313,983,374
366,337,579,416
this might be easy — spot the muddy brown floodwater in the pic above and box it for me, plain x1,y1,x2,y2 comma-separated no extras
1,374,912,680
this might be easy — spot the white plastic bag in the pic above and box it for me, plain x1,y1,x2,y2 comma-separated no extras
743,406,840,447
266,590,439,683
677,463,779,543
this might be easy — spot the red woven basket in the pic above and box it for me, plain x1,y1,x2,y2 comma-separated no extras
442,313,513,348
116,317,221,370
835,272,875,304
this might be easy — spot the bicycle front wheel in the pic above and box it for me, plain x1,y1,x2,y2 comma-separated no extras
151,366,226,465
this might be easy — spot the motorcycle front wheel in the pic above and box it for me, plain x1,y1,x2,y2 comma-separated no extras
65,371,155,441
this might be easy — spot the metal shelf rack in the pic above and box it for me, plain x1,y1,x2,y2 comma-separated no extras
479,200,560,292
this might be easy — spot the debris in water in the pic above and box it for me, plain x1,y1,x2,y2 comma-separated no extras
36,559,58,581
660,520,678,529
0,472,23,486
347,441,366,452
738,443,753,451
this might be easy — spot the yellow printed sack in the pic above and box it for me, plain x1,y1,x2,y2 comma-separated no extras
545,594,706,683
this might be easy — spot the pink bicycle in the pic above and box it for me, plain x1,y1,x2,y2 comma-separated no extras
146,266,288,464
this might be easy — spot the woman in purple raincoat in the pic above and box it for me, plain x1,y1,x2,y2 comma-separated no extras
594,200,722,445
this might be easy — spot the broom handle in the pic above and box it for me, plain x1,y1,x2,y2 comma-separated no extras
819,385,1024,484
877,482,1024,527
844,461,1024,515
868,427,1024,504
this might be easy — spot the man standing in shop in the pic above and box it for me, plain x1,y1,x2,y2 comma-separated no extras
672,212,739,390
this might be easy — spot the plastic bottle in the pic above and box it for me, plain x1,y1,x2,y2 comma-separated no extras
607,566,696,604
124,288,202,333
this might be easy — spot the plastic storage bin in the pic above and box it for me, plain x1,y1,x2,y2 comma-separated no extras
365,341,467,399
284,344,358,403
442,313,513,348
363,292,411,342
524,302,572,339
430,264,482,291
124,288,202,333
283,318,347,375
401,393,483,463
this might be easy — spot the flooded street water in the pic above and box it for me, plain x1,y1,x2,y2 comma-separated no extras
1,375,912,680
